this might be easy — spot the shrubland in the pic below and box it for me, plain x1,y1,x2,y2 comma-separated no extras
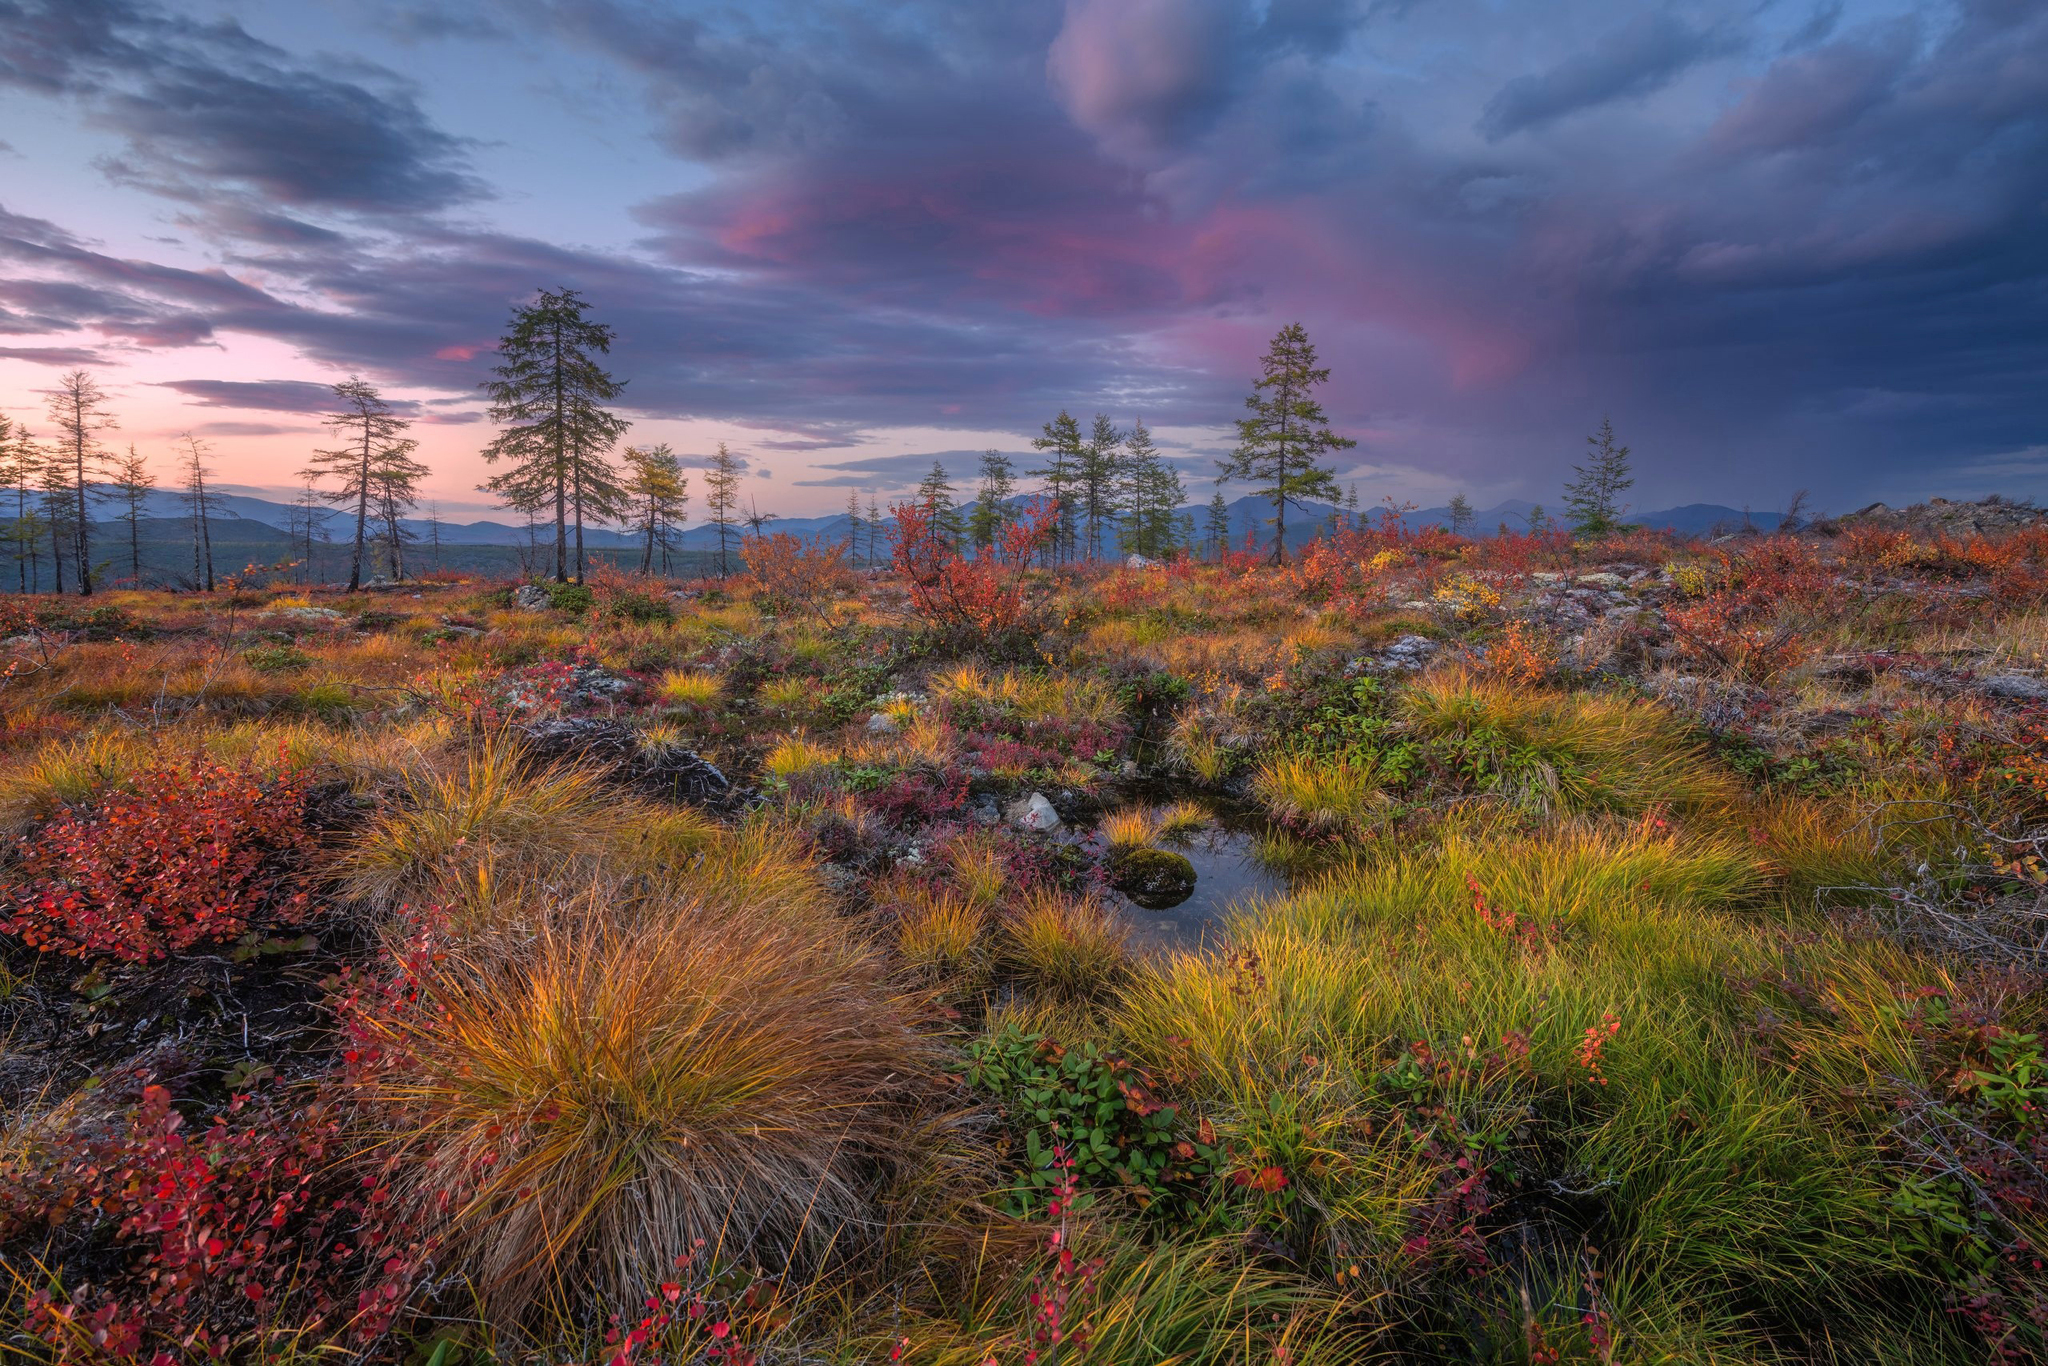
0,514,2045,1363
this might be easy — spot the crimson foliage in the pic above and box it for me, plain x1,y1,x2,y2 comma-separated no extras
6,758,312,962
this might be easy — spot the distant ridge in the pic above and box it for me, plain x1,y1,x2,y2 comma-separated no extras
101,486,1784,551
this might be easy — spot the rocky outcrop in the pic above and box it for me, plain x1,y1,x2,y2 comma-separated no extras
1815,496,2045,537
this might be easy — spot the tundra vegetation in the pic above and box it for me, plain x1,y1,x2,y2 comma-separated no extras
0,506,2046,1366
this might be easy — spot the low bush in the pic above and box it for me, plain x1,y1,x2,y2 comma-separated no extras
964,1022,1215,1215
241,643,312,674
0,1082,416,1359
5,756,311,961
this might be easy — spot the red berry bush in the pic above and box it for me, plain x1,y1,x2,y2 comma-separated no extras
0,1081,423,1361
5,757,313,962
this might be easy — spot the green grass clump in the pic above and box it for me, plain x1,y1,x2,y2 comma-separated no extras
1115,820,1960,1353
1400,667,1740,817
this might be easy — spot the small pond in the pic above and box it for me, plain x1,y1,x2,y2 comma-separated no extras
1105,814,1292,954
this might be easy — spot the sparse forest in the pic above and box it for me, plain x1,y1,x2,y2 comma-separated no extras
2,312,2046,1366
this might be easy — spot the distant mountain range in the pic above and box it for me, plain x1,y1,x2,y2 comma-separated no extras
108,487,1785,551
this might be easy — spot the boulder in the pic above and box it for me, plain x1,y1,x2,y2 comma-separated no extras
1008,791,1062,832
512,584,551,611
1110,847,1197,908
865,712,901,735
1379,634,1439,672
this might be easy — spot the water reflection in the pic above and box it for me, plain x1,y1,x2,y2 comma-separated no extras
1111,819,1290,954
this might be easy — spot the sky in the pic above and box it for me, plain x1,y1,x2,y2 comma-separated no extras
0,0,2042,521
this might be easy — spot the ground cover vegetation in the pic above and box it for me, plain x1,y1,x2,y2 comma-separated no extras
2,309,2047,1362
0,500,2043,1365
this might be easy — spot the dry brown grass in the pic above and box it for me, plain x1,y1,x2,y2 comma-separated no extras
356,881,933,1328
334,736,636,909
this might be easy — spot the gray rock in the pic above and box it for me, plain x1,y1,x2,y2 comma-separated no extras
512,584,551,610
570,663,632,701
276,605,345,622
1379,634,1439,672
1125,552,1158,569
1007,791,1062,832
865,711,901,735
1979,674,2048,702
1578,572,1626,589
971,793,1002,826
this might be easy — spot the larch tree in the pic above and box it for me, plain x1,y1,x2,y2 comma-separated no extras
46,369,115,595
371,437,429,581
1218,323,1355,562
625,443,690,575
1077,413,1123,560
843,489,865,565
289,468,328,584
865,493,883,568
703,442,742,576
1204,487,1232,560
177,433,217,592
1446,492,1475,536
1029,410,1083,564
423,502,444,572
968,449,1016,553
1562,417,1634,539
0,417,37,592
478,288,631,583
106,445,156,586
313,378,418,591
37,445,73,594
915,461,964,549
1117,419,1182,559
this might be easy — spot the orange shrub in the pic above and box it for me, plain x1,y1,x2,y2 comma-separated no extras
741,531,858,617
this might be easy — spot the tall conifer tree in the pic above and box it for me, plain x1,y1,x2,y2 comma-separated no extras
1029,410,1083,564
479,288,630,583
47,370,114,595
1562,417,1634,539
1218,323,1355,561
106,445,155,586
314,378,420,591
968,449,1016,552
704,443,742,577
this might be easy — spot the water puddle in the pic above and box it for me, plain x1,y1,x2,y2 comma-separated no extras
1107,817,1291,954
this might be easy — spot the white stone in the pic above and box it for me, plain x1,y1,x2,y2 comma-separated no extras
1008,792,1062,832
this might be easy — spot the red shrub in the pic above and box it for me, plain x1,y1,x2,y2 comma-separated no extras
891,498,1057,641
0,1081,422,1360
6,758,312,962
740,531,858,617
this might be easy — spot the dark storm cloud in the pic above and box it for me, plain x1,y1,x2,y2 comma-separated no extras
0,345,114,366
792,449,1008,489
1478,12,1743,140
0,0,480,214
155,379,355,413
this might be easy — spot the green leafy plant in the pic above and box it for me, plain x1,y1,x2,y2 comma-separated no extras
964,1024,1215,1216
